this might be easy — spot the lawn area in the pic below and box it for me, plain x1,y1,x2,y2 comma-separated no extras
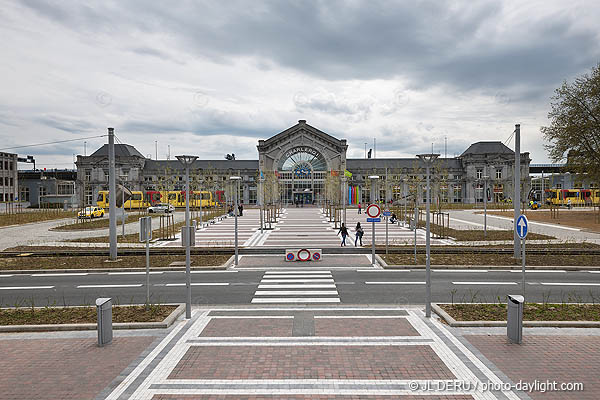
440,303,600,321
382,252,600,266
52,214,150,231
0,210,76,227
0,304,177,325
488,209,600,233
0,254,231,270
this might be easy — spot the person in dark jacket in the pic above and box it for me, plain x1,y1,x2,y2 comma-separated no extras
355,222,364,246
238,203,244,216
337,223,349,246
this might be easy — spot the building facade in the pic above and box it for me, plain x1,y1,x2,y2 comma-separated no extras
75,121,531,207
0,152,18,203
18,170,77,208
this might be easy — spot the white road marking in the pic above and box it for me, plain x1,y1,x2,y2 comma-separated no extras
509,270,566,273
433,269,488,273
108,272,163,275
0,286,54,290
365,281,425,285
539,282,600,286
251,298,341,303
77,284,142,288
264,270,332,274
30,273,88,277
588,271,600,274
0,275,14,278
254,290,338,296
258,284,336,289
164,282,229,286
262,275,332,279
261,279,334,283
452,281,517,285
357,269,410,272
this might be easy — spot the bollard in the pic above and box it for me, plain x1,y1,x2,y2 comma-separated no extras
507,295,524,344
96,297,113,347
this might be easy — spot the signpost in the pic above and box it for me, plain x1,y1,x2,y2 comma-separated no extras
139,216,152,305
384,209,390,255
516,214,528,297
366,203,381,265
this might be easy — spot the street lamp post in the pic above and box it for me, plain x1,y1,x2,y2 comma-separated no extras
417,153,439,318
230,176,242,266
119,176,128,238
342,176,347,225
368,175,379,265
176,155,198,320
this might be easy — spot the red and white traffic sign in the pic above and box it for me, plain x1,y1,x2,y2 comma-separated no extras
365,203,381,218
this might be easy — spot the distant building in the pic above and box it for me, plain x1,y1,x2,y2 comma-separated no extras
17,169,77,208
75,121,531,207
0,152,18,203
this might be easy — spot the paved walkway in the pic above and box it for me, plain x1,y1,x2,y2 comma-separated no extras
163,207,452,249
1,307,599,399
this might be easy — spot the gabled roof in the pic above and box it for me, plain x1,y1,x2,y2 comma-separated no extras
259,120,346,151
90,144,145,158
143,159,259,172
460,142,513,157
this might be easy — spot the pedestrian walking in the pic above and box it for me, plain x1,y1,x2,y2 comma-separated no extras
358,203,362,214
337,223,349,246
238,203,244,216
355,222,364,246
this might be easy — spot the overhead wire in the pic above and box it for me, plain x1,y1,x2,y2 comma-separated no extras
0,134,107,152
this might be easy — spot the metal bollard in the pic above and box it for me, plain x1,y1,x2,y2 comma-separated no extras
507,295,524,344
96,297,113,347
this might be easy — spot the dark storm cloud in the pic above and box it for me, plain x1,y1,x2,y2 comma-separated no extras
21,0,600,94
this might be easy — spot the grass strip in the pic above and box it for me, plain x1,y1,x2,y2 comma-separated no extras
52,214,151,231
0,304,176,325
440,303,600,321
0,211,76,227
382,253,600,266
0,254,231,270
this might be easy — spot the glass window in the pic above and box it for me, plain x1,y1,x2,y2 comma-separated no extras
496,169,502,179
476,169,483,180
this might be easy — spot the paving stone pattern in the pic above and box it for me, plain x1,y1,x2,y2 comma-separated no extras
466,335,600,400
314,317,420,337
152,395,476,399
199,318,294,337
0,336,155,400
168,345,456,380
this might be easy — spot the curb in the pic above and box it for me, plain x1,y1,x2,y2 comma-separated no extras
223,255,236,269
0,303,185,333
374,254,387,268
384,264,600,271
432,303,600,328
0,264,231,275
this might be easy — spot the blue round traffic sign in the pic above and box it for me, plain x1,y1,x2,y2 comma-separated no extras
516,215,528,239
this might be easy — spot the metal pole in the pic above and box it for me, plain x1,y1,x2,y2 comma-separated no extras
484,173,487,239
522,238,526,298
234,180,239,266
370,178,377,265
259,178,263,233
426,164,432,318
514,124,521,258
414,205,417,264
385,206,389,256
403,180,407,227
108,128,117,260
541,170,544,205
122,188,125,237
185,165,191,319
146,237,150,305
343,177,347,225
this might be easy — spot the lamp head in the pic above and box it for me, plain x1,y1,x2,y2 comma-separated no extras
368,175,380,180
176,155,198,166
229,176,242,181
416,153,440,164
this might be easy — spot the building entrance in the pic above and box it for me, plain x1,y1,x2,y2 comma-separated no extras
293,191,313,205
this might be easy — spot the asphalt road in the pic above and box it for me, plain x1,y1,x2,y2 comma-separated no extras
1,268,600,306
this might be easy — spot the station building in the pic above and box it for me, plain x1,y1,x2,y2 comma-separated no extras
75,120,531,207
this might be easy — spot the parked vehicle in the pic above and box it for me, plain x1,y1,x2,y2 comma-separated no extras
78,206,105,219
148,203,175,214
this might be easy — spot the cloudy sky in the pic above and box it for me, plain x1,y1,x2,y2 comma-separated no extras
1,0,599,169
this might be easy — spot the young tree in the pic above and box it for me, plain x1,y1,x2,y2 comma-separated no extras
542,63,600,183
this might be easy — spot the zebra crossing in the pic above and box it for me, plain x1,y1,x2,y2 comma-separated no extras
251,270,340,303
